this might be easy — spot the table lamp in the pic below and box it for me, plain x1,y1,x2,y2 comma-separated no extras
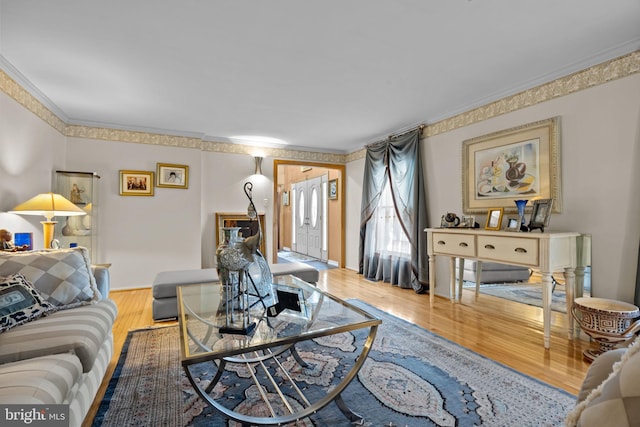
9,192,86,249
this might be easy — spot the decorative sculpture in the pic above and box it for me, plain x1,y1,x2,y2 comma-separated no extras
215,182,274,334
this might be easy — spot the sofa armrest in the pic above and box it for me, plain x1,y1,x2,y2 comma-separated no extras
91,265,110,299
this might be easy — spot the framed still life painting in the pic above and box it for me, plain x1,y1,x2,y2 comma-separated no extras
462,117,561,214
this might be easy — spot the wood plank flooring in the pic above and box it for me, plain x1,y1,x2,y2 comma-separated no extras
83,268,591,426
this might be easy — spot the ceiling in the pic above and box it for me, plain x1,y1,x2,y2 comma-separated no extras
1,1,639,154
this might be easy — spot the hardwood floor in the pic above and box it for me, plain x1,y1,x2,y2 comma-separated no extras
83,268,591,426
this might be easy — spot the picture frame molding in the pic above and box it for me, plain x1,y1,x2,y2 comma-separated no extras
119,170,154,196
462,117,561,214
156,163,189,189
485,207,504,231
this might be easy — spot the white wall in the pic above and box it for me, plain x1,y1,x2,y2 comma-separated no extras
344,74,640,301
0,91,66,245
65,138,203,288
200,151,274,269
345,156,364,271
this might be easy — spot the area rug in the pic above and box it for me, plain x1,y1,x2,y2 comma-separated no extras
464,281,568,313
92,300,575,426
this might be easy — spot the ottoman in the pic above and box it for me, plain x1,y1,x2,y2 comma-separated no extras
152,268,219,321
462,259,530,283
152,263,319,321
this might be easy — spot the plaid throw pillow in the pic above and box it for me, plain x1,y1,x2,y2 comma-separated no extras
0,274,56,333
0,247,101,309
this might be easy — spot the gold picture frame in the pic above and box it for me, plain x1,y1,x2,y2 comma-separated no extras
485,207,504,231
119,170,154,196
215,212,266,255
156,163,189,189
462,117,561,214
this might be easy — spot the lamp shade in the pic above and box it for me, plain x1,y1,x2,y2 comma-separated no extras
9,193,86,220
9,193,86,250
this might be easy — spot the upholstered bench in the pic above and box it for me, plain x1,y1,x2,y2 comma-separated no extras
462,259,530,283
270,261,319,284
152,268,219,321
152,262,320,321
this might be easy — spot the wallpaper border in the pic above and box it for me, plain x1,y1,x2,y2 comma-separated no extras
1,51,638,164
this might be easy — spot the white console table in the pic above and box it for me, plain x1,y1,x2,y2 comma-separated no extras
425,228,580,349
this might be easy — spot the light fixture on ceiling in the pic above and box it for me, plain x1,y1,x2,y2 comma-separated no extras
254,156,263,176
9,192,86,249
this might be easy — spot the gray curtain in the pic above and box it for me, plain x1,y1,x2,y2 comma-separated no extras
358,129,429,293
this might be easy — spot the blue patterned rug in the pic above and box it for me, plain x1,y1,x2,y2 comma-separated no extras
93,300,575,426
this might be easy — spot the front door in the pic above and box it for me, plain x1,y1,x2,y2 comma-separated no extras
292,175,324,259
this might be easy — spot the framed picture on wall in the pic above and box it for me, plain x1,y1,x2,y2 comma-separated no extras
462,117,561,214
119,170,154,196
156,163,189,189
328,179,338,200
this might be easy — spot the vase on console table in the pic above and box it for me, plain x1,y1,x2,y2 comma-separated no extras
514,199,528,232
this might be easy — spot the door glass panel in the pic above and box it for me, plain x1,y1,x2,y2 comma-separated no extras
298,190,305,227
311,187,318,227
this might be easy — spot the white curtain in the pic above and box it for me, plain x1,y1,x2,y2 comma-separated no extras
362,180,413,285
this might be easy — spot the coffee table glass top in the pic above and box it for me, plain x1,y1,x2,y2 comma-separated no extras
177,274,381,364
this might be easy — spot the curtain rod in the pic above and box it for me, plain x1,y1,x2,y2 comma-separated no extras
365,124,425,148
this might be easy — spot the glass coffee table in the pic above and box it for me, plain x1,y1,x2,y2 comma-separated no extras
177,274,381,425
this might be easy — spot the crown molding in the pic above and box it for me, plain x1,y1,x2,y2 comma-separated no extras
424,50,640,138
1,51,638,164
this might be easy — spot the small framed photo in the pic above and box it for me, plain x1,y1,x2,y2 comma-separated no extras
505,216,521,232
328,179,338,200
485,207,504,231
120,170,154,196
460,215,475,228
156,163,189,189
528,198,553,232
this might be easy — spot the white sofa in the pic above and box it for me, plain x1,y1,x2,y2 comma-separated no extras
0,248,116,427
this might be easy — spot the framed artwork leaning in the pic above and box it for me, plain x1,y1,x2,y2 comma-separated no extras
462,117,561,214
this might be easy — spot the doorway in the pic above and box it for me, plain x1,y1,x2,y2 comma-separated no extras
292,175,325,260
273,160,345,268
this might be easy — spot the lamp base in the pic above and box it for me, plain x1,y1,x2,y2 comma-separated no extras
41,221,58,249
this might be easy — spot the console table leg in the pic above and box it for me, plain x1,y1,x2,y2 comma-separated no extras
565,267,576,339
456,257,464,302
449,258,456,303
541,272,553,349
428,254,436,305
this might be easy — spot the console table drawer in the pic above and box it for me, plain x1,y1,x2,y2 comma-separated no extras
477,236,539,266
432,233,476,257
